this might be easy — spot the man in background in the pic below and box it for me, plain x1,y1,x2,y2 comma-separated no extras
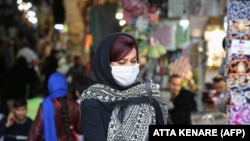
212,75,229,113
0,99,33,141
212,75,226,98
167,74,197,124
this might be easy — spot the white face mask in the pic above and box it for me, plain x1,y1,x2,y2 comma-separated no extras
111,64,140,87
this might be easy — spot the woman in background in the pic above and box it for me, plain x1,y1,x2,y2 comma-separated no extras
27,72,83,141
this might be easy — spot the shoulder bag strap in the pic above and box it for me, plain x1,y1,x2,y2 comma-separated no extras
143,78,153,106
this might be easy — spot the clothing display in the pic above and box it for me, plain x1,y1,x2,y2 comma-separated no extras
226,0,250,125
90,3,121,50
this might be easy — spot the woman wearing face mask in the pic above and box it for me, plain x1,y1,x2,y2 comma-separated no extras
80,32,168,141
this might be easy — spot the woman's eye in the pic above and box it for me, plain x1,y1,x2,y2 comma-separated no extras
118,62,126,65
116,60,137,65
131,60,137,64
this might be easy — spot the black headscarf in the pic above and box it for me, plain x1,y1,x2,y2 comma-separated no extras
88,32,140,91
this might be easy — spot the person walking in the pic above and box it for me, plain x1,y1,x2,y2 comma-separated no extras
27,72,83,141
80,32,168,141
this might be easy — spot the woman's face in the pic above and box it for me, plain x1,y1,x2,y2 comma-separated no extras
110,48,137,66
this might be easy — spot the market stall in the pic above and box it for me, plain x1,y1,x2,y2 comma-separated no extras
225,0,250,125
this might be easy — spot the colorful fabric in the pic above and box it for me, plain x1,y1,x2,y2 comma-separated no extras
227,0,250,125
